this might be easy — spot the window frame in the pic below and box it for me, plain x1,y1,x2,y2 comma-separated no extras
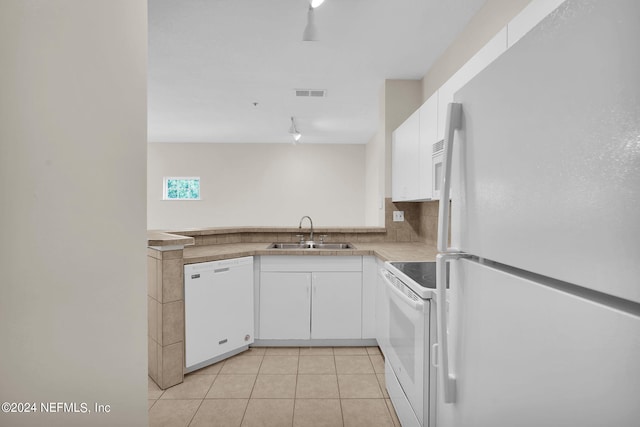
162,176,201,201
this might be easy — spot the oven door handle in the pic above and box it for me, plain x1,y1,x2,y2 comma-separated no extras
380,269,424,311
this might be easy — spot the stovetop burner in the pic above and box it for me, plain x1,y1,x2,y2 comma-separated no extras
390,261,437,289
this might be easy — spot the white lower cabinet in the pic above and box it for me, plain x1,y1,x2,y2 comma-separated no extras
311,272,362,339
259,272,311,340
258,256,363,341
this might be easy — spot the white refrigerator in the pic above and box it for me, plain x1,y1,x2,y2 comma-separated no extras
434,1,640,426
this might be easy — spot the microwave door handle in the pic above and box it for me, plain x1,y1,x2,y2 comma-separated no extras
437,103,462,252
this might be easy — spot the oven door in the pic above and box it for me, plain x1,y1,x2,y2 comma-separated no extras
381,269,430,426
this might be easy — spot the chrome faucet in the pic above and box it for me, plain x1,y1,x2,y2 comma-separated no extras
298,216,314,242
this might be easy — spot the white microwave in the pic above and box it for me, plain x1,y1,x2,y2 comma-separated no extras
432,140,444,200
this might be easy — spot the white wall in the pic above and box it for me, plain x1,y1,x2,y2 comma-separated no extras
148,143,366,230
0,1,148,426
421,0,532,99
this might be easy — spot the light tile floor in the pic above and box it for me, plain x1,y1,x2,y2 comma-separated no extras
148,346,401,427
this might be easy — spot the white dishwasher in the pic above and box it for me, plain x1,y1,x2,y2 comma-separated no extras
184,256,254,372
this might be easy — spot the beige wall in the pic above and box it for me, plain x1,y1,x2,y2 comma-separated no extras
383,80,424,197
364,80,423,226
364,83,387,226
148,143,366,230
0,1,148,426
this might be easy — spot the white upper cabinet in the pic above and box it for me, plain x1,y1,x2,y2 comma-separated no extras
392,92,437,202
419,93,437,200
392,109,420,201
507,0,567,48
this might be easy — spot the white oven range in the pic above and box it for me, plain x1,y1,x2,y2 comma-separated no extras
380,261,439,427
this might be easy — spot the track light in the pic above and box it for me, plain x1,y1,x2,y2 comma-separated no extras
310,0,325,8
289,117,302,143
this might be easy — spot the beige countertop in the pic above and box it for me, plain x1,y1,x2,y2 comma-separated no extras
148,228,438,263
147,231,195,247
182,241,438,264
147,226,387,247
150,226,387,237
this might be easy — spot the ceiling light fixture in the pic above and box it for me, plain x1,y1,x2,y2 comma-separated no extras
303,0,325,41
289,117,302,143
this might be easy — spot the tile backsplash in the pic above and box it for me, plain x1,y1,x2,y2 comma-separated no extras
385,198,440,245
166,198,441,247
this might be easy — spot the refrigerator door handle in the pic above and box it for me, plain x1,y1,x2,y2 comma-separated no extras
436,252,470,404
437,102,462,252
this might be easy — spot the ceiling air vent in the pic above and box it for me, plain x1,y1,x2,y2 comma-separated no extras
295,89,327,98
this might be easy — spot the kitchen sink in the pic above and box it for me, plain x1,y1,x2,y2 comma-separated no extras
267,242,355,250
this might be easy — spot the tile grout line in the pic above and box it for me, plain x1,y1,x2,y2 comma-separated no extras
186,369,221,426
334,349,347,427
292,349,301,426
239,352,264,426
371,350,397,427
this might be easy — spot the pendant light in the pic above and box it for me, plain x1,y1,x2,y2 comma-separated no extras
303,0,326,41
289,117,302,143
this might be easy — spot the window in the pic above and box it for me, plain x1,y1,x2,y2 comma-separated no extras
163,177,200,200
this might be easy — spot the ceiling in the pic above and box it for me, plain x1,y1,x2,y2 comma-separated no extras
148,0,486,144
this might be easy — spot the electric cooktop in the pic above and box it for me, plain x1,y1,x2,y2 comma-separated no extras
389,261,437,289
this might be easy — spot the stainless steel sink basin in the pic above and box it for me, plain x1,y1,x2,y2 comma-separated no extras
268,243,308,249
267,242,355,250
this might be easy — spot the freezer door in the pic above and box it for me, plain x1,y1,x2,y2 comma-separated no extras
450,0,640,303
437,258,640,427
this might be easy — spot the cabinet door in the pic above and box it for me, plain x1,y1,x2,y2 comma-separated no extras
259,272,311,339
392,110,420,201
418,93,437,200
311,272,362,339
